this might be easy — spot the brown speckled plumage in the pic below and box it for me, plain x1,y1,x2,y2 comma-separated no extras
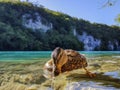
61,54,87,72
53,48,88,76
43,47,95,78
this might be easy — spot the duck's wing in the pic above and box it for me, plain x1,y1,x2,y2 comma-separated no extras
61,49,88,72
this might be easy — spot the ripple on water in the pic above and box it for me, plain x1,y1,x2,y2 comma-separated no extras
112,56,120,58
66,81,118,90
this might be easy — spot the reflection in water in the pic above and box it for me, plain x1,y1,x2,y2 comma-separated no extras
104,71,120,79
66,82,80,90
66,81,117,90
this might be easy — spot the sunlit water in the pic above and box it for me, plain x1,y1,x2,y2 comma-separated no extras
0,51,120,90
0,51,120,61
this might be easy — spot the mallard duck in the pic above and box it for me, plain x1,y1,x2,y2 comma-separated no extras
43,47,95,78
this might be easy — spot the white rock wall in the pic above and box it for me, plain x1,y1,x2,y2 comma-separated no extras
108,41,114,50
108,40,120,50
76,32,101,51
22,13,52,32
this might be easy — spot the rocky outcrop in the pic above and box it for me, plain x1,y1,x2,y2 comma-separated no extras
73,29,120,51
22,13,52,32
108,40,120,50
74,30,101,51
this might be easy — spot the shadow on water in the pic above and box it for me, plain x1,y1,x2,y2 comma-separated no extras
42,72,120,90
67,73,120,88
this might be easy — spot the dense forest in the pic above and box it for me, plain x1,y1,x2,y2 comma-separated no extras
0,0,120,51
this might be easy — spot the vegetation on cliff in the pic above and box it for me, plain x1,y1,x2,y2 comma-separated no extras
0,0,120,50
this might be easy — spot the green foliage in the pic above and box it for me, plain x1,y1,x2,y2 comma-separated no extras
45,30,83,50
0,1,120,51
115,14,120,26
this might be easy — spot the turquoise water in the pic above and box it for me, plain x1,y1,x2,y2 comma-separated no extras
0,51,120,90
0,51,120,61
0,51,51,61
80,51,120,57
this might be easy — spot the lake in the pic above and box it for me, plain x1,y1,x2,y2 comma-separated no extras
0,51,120,61
0,51,120,90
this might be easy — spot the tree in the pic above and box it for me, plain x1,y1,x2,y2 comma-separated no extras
115,14,120,25
101,0,120,26
101,0,117,8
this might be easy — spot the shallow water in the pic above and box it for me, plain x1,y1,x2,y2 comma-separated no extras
66,81,117,90
104,71,120,79
0,51,120,90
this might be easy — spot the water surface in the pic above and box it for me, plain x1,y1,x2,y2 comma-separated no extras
0,51,120,61
0,51,120,90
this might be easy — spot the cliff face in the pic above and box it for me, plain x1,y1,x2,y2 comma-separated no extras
73,30,120,51
22,13,52,32
22,13,120,51
0,1,120,51
76,32,101,51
